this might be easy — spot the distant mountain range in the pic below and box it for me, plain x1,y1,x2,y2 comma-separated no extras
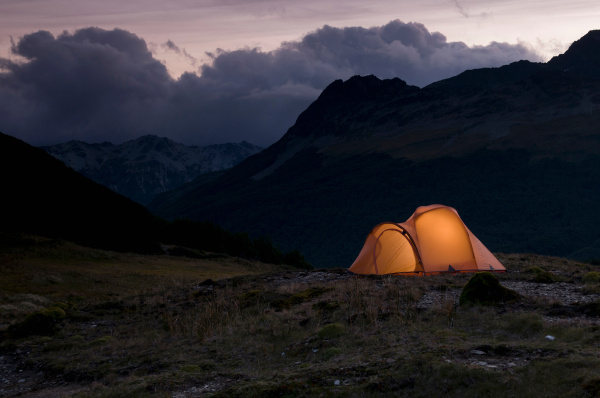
149,30,600,268
0,132,309,267
43,135,263,204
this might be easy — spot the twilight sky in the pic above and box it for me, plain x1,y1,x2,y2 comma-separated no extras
1,0,599,147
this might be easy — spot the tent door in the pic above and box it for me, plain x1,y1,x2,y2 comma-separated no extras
373,226,422,274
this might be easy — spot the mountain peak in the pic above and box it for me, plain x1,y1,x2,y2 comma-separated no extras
128,135,176,151
286,75,419,140
132,134,171,142
548,30,600,78
44,136,263,204
149,29,600,268
318,75,412,102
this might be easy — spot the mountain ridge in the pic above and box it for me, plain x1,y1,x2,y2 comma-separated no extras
43,135,263,204
149,30,600,267
232,32,600,182
0,131,162,253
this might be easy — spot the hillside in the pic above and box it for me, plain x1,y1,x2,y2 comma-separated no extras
43,135,263,204
150,30,600,268
0,132,162,254
0,131,312,269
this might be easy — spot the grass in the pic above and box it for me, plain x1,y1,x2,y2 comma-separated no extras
1,236,599,397
0,234,290,306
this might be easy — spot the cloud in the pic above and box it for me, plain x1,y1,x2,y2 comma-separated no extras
449,0,471,18
0,21,542,147
162,39,197,66
0,28,172,144
448,0,491,20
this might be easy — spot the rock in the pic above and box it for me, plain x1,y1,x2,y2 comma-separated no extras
459,272,520,306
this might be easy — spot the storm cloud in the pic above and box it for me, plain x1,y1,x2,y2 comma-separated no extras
0,21,542,146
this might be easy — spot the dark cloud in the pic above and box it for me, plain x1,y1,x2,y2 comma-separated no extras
0,28,171,144
0,21,542,146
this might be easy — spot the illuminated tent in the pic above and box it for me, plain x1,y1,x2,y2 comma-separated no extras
349,204,505,275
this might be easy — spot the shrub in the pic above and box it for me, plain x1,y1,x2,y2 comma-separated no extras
524,266,557,283
89,336,113,346
583,272,600,284
180,364,203,373
271,287,332,310
459,272,520,306
282,249,313,269
8,306,67,337
163,219,312,267
312,300,340,312
322,347,342,360
53,302,69,310
579,300,600,317
318,323,344,339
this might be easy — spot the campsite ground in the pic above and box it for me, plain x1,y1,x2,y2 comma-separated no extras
1,236,600,397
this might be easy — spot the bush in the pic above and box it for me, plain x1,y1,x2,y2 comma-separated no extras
579,300,600,317
524,266,557,283
583,272,600,284
89,336,113,346
282,250,313,270
459,272,520,306
318,323,344,339
163,219,312,267
8,306,66,337
52,302,69,310
322,347,342,360
271,287,332,310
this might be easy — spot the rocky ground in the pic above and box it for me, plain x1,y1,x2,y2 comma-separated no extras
1,267,599,397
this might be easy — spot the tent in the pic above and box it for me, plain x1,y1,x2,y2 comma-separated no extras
349,204,505,275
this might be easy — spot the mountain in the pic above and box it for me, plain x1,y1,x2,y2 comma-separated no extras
43,135,263,204
0,132,162,253
149,30,600,268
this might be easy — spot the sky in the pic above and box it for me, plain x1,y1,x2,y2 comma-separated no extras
1,0,599,147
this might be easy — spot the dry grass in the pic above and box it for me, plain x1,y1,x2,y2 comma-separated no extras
1,241,599,397
0,234,290,301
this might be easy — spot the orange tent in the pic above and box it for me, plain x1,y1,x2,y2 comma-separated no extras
349,204,505,275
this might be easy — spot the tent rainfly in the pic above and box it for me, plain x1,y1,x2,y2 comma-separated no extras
349,204,505,275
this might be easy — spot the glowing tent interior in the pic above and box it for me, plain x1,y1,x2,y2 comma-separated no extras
349,204,505,275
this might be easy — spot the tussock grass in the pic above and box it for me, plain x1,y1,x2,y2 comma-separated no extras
583,271,600,284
